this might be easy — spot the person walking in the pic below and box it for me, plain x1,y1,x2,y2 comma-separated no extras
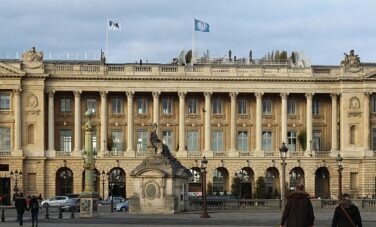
280,184,315,227
29,195,40,227
331,193,362,227
14,192,27,226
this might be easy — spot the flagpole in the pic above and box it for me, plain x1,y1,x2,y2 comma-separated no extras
106,17,109,60
191,19,195,66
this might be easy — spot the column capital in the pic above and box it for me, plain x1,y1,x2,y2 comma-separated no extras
47,90,55,97
229,92,238,100
330,93,339,101
100,90,108,98
305,93,314,100
126,90,135,98
178,91,187,98
280,92,289,99
152,91,161,99
364,92,372,98
204,92,212,98
254,92,264,99
73,90,82,98
13,89,22,95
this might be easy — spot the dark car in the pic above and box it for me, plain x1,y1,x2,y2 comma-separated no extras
61,198,80,212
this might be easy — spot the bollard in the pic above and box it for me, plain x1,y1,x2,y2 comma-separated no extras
1,208,4,222
45,206,49,219
70,206,75,219
58,206,63,219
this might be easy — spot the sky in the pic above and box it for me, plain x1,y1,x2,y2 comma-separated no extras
1,0,376,65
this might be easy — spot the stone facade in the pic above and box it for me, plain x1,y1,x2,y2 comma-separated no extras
0,48,376,203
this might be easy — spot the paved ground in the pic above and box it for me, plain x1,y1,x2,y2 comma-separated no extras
2,206,376,227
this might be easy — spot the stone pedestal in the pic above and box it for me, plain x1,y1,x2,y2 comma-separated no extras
80,193,99,218
129,156,191,214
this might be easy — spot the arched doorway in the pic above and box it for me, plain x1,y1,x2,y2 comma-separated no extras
108,167,126,198
82,169,100,194
289,167,305,190
56,167,73,196
188,167,202,197
213,167,229,195
237,167,255,199
0,177,11,205
315,167,330,199
265,167,280,199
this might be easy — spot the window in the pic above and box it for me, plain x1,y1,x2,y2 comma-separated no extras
263,99,272,115
162,97,173,114
373,96,376,112
137,97,147,114
0,93,10,110
237,98,247,115
111,130,123,151
60,129,72,152
212,98,223,114
162,130,173,150
212,131,224,152
87,98,96,112
187,98,199,114
237,131,248,152
137,130,148,153
372,128,376,151
60,97,71,113
262,131,272,151
313,99,319,115
112,97,123,114
287,99,296,115
213,169,226,193
313,131,321,151
0,127,11,151
287,131,297,152
187,130,198,152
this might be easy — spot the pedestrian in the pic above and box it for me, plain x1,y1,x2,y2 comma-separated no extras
14,192,27,226
29,195,39,227
331,193,362,227
280,184,315,227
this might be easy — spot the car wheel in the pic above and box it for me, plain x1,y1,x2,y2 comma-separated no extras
120,207,128,211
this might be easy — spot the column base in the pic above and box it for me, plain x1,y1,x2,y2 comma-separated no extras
97,150,109,157
125,149,135,157
228,149,238,157
176,150,187,158
203,150,213,157
253,149,264,157
363,149,373,157
46,150,55,158
329,150,338,158
304,150,314,157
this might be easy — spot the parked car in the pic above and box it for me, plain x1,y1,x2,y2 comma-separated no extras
114,200,128,211
98,196,125,205
41,196,69,207
61,198,80,212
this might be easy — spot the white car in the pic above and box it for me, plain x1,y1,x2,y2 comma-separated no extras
41,196,69,207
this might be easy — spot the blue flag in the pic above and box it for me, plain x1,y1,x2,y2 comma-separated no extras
194,19,209,32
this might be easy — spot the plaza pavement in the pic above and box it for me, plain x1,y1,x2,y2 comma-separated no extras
1,206,376,227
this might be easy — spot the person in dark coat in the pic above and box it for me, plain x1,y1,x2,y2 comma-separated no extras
331,193,362,227
14,192,27,226
280,184,315,227
29,195,40,227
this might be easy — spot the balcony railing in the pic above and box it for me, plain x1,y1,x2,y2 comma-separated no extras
0,151,11,156
56,151,72,157
109,150,124,157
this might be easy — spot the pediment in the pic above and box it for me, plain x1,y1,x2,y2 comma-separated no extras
0,62,25,77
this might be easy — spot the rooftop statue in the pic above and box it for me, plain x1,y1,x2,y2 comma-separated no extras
341,49,361,68
21,46,43,69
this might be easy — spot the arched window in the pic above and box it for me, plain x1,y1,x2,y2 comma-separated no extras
213,168,229,194
188,167,202,196
108,168,126,198
289,167,305,190
315,167,330,199
56,167,73,196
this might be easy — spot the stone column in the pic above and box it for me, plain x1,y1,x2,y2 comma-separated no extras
152,91,160,127
330,93,338,153
229,92,238,156
177,91,187,157
126,91,135,157
305,93,314,154
255,92,263,154
204,92,212,156
100,91,108,156
47,90,55,157
364,92,372,155
73,90,82,157
13,89,22,156
280,93,288,144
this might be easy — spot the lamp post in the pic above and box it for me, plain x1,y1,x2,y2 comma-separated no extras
336,153,343,200
101,170,106,200
200,156,210,218
279,142,288,207
10,169,22,193
106,171,114,212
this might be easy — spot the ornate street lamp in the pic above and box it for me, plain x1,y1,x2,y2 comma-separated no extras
279,142,288,207
10,169,22,193
106,171,114,212
101,170,106,200
336,153,343,200
200,156,210,218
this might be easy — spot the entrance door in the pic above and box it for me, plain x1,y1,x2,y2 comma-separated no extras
240,182,252,199
0,178,10,205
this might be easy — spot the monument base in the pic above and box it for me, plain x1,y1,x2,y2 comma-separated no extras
80,192,99,218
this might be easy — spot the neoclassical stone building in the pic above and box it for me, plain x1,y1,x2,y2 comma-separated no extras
0,47,375,203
